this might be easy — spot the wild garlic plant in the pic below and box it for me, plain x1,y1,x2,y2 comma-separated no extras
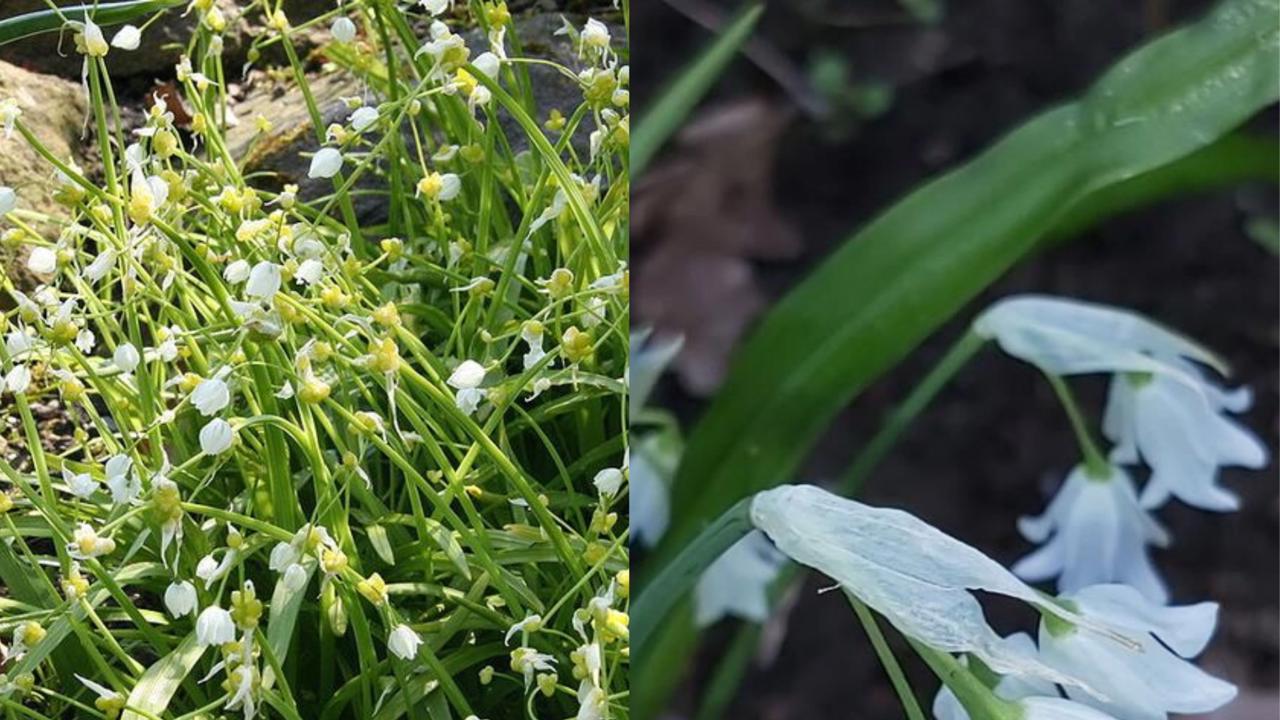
0,1,628,719
634,296,1264,720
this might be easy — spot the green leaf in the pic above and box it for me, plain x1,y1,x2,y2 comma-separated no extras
0,0,183,45
367,524,396,565
664,0,1280,556
122,633,207,720
425,517,472,581
631,3,764,175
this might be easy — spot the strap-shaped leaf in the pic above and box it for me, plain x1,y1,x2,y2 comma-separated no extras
665,0,1280,554
122,633,207,720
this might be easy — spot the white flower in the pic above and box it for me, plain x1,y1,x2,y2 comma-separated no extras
269,540,301,572
308,147,343,178
504,614,543,645
592,467,624,498
83,249,116,282
576,684,606,720
245,261,282,300
750,484,1131,692
447,360,486,415
282,563,309,591
195,605,236,647
196,551,235,588
934,633,1059,720
104,454,140,505
388,624,423,660
191,376,231,416
27,247,57,275
1103,370,1266,511
295,258,324,285
224,259,251,283
110,24,141,50
581,18,610,51
331,16,357,43
0,186,15,214
349,106,379,132
521,322,546,370
113,342,141,373
164,580,198,617
1040,584,1235,720
75,675,123,709
200,418,235,455
225,664,258,720
67,523,116,559
694,530,786,626
5,364,31,394
62,468,98,498
1012,464,1169,603
629,440,670,547
419,0,449,16
472,51,500,78
510,646,556,686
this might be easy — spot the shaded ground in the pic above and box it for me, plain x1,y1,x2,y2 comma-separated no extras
635,0,1278,717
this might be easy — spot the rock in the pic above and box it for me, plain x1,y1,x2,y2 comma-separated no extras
224,12,615,223
0,0,332,82
0,60,91,291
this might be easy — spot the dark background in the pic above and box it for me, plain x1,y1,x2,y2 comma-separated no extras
633,1,1278,717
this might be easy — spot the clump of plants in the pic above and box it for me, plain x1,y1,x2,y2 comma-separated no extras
0,1,629,719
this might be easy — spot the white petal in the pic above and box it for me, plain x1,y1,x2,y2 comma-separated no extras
195,606,236,646
308,147,343,179
164,581,198,617
349,106,379,132
629,442,670,547
199,418,234,455
693,530,785,626
27,247,57,275
447,360,485,389
224,259,251,283
245,261,282,300
388,624,422,660
1021,697,1121,720
592,467,624,498
191,377,230,417
110,25,141,50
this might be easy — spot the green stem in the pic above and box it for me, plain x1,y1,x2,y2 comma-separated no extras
907,639,1021,720
632,497,753,659
1045,374,1111,479
845,593,926,720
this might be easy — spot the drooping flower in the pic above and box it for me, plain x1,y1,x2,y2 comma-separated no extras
331,17,357,43
308,147,343,178
504,614,543,645
447,360,486,416
1038,584,1235,720
199,418,235,455
110,24,141,50
521,321,546,370
113,342,141,373
80,18,110,57
195,605,236,646
191,375,231,416
592,467,623,498
629,437,671,547
1103,369,1266,511
224,259,251,283
67,523,116,559
510,646,556,687
62,468,98,499
693,530,786,627
349,106,378,133
164,580,198,617
245,261,282,301
1013,463,1170,602
27,246,57,275
104,453,141,506
75,675,125,718
933,633,1059,720
388,624,423,660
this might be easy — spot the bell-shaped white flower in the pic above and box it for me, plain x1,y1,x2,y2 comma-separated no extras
447,360,486,416
104,453,140,506
308,147,343,178
331,16,356,43
27,247,57,275
81,18,109,57
195,605,236,646
694,530,786,626
388,624,423,660
629,440,670,547
349,106,379,133
110,24,141,50
282,563,309,591
196,551,234,588
1012,464,1169,603
62,468,98,499
199,418,235,455
750,484,1133,692
164,580,198,617
1103,370,1266,511
224,259,251,283
419,0,449,16
67,523,116,559
473,51,500,78
0,186,15,214
1040,584,1235,720
592,467,624,498
510,646,556,686
191,376,231,417
245,261,282,301
295,258,324,286
113,342,141,373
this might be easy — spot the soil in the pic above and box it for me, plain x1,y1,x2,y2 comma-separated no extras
634,0,1279,718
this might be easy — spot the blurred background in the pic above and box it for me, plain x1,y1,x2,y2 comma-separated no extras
632,1,1278,718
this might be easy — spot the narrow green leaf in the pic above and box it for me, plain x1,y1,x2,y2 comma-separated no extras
665,0,1280,554
367,524,397,565
0,0,183,45
631,3,764,175
424,517,472,581
122,633,207,720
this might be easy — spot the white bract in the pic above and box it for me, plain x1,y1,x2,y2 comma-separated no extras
750,484,1130,692
1040,584,1236,720
308,147,344,178
1013,464,1169,602
693,530,785,626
